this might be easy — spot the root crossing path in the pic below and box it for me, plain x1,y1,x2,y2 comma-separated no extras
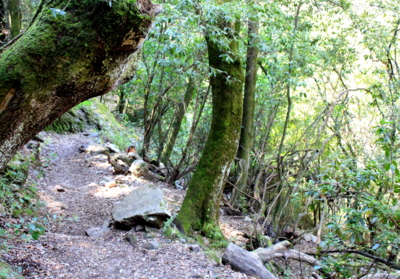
6,132,250,279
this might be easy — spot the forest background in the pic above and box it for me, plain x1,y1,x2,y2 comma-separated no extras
1,0,399,277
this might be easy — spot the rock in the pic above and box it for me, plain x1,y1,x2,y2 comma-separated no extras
125,233,138,245
142,241,160,250
59,183,75,189
244,216,252,222
102,218,112,228
105,180,117,188
54,185,66,192
144,232,158,239
104,142,121,153
81,145,109,154
189,245,201,252
135,224,145,232
99,176,113,185
115,152,141,166
85,227,109,238
158,162,168,177
112,184,171,229
303,233,317,243
222,243,278,279
129,160,163,182
129,159,149,177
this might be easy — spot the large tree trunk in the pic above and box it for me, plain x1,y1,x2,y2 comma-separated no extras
175,10,244,239
230,4,259,208
0,0,161,171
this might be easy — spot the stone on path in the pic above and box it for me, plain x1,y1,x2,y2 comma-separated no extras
112,184,171,229
85,227,110,238
55,185,66,192
142,241,160,250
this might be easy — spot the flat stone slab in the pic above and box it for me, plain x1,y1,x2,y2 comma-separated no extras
85,227,110,238
112,184,171,229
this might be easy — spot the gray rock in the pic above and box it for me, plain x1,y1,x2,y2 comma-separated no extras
129,159,148,177
303,233,317,243
135,224,145,232
85,227,109,238
102,218,112,228
54,185,66,192
114,152,141,166
59,183,75,189
189,244,201,252
104,142,121,153
244,216,252,222
143,241,160,250
125,233,138,245
112,184,171,229
129,160,163,182
222,243,278,279
81,145,109,154
99,176,113,186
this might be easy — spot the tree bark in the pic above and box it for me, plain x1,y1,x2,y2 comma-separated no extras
231,4,259,208
7,0,21,39
0,0,161,171
0,0,6,44
160,73,196,165
175,11,244,238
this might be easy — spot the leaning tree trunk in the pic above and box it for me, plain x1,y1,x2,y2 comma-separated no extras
175,10,244,239
0,0,161,171
160,72,196,165
230,4,259,208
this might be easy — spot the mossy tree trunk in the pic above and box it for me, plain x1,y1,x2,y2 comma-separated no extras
7,0,21,39
0,0,160,171
175,10,244,239
230,4,259,208
117,86,127,114
0,0,6,44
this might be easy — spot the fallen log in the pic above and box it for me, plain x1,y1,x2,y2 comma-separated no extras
223,241,324,279
254,241,321,267
222,243,278,279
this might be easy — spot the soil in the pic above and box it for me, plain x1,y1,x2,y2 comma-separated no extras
1,132,256,279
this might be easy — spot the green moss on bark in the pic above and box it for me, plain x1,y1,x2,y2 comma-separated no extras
0,0,160,171
175,15,244,240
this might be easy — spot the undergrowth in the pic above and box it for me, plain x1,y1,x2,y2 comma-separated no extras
0,153,46,242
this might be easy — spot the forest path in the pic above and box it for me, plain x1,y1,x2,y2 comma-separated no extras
7,132,249,279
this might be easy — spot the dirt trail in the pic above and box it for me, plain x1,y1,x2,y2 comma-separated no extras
6,132,250,279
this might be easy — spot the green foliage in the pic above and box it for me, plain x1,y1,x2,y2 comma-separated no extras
0,261,24,279
0,155,45,242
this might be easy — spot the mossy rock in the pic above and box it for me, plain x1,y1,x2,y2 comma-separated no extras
45,98,140,150
0,261,24,279
45,99,104,133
